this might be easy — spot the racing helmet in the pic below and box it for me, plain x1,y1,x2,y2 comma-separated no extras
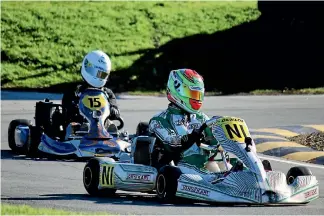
166,69,205,114
81,50,112,88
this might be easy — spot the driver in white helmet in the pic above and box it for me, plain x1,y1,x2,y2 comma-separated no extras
61,50,120,129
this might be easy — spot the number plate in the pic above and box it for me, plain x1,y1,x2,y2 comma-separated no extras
81,94,107,111
217,117,251,143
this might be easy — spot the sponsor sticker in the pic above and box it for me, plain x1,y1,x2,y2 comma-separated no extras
126,173,151,181
304,188,318,199
181,184,210,197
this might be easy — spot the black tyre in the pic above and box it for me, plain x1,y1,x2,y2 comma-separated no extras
156,165,182,203
83,159,117,197
262,159,272,171
286,166,312,185
26,126,42,158
136,122,150,136
8,119,32,154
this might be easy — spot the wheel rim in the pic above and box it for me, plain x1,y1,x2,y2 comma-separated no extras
14,126,25,148
84,167,92,187
156,174,166,197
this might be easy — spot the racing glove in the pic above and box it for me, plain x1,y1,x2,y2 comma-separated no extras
180,129,204,151
110,106,120,119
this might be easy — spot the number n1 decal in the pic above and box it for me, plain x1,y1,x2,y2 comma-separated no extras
100,165,114,187
220,120,250,143
225,124,247,139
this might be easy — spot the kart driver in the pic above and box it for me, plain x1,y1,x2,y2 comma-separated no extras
148,69,219,170
61,50,120,129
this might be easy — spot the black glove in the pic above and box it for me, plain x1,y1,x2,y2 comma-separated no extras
110,106,120,119
181,129,203,151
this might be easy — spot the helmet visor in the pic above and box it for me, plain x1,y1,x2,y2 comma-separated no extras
97,70,109,79
180,85,204,101
85,62,109,80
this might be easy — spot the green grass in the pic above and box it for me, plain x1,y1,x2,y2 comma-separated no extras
1,1,259,89
250,87,324,95
1,203,114,215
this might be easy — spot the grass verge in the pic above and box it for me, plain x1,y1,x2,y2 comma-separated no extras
249,87,324,95
1,203,113,215
1,1,259,89
288,132,324,151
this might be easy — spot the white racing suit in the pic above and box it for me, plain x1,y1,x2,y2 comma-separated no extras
148,103,218,170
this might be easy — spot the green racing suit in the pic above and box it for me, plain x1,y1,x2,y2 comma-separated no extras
148,103,218,170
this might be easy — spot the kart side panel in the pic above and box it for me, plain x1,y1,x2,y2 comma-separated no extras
98,160,158,192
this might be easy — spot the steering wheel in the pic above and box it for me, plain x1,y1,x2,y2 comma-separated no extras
195,122,220,152
109,116,125,130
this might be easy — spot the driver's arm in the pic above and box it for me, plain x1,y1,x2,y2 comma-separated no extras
103,87,118,109
103,87,120,118
201,113,218,146
148,117,198,153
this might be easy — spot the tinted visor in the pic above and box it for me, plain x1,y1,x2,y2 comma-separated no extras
85,63,109,80
181,85,204,101
97,70,109,79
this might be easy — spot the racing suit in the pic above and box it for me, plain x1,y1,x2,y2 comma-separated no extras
61,83,120,128
148,103,218,170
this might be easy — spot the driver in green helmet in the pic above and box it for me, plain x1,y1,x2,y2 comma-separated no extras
148,69,218,170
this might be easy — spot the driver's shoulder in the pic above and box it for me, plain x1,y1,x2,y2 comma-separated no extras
196,112,224,121
195,111,210,120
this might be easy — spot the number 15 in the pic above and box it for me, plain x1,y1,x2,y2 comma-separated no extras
88,97,101,107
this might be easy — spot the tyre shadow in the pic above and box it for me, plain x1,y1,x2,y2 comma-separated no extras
2,193,309,208
2,192,267,208
0,149,87,163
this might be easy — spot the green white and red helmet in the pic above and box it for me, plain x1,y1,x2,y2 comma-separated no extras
166,69,205,114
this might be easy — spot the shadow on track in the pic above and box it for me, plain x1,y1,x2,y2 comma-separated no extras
1,193,263,208
0,150,88,163
2,193,309,207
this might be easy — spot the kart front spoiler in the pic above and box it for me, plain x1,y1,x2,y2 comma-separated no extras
38,134,128,158
175,171,319,204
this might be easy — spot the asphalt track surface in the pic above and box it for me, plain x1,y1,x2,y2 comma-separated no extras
1,94,324,215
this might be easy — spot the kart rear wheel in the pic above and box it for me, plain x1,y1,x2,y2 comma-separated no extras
83,159,117,197
156,166,182,203
8,119,32,154
286,166,312,185
136,122,150,136
26,126,42,158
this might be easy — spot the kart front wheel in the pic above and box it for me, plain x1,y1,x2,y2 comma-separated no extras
156,166,182,203
8,119,32,154
262,159,272,171
286,166,312,185
83,159,117,197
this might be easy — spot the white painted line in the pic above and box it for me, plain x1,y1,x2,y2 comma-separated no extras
258,154,324,170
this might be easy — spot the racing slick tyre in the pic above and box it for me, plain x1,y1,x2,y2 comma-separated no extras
262,159,272,171
8,119,32,154
136,122,150,136
25,126,42,158
83,159,117,197
156,165,182,203
286,166,312,185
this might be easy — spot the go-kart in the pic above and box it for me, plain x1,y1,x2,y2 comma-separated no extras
8,88,131,159
82,116,319,205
